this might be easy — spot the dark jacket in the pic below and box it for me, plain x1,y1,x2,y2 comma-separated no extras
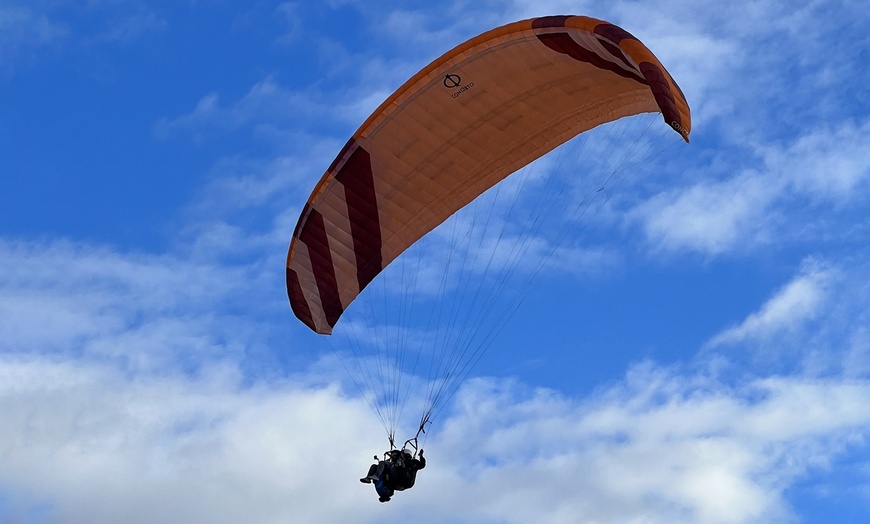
392,451,425,491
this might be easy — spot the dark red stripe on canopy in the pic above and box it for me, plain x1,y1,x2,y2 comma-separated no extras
593,23,687,134
298,209,344,329
531,15,571,29
286,267,314,331
335,146,383,293
328,137,357,175
593,23,637,45
638,62,683,134
536,33,646,84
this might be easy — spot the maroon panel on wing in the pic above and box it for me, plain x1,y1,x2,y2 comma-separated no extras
334,146,383,293
638,62,683,133
286,267,315,331
298,209,344,329
532,15,571,29
536,32,646,84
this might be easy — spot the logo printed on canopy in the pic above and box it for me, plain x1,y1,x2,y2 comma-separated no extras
443,74,462,88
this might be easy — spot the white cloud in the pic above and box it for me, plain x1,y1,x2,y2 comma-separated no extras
426,366,870,524
4,233,868,523
635,119,870,255
706,260,835,349
761,120,870,202
637,170,777,255
0,354,385,524
173,152,330,262
0,239,261,371
3,351,870,524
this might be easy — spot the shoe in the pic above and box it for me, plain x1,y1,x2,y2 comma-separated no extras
360,477,372,484
379,496,390,503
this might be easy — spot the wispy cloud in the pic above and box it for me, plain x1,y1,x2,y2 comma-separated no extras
637,170,776,255
0,1,169,70
152,79,316,142
152,75,394,146
89,11,166,44
0,238,267,372
0,4,68,66
761,121,870,202
635,119,870,255
706,260,836,349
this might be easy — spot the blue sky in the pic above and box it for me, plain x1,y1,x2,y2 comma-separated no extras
2,1,870,523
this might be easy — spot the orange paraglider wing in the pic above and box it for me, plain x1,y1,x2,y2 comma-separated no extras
287,15,691,334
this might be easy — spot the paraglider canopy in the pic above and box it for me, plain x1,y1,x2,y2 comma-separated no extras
286,15,690,335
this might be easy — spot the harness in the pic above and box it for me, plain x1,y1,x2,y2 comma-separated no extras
385,414,430,459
